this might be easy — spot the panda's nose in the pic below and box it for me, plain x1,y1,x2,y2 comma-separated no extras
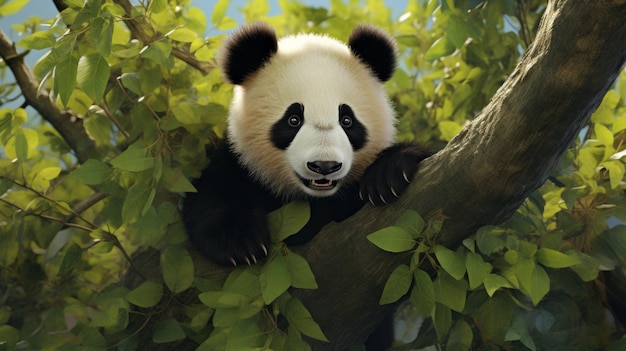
307,161,342,175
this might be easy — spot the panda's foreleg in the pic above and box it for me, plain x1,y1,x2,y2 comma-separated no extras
359,143,431,206
181,144,281,266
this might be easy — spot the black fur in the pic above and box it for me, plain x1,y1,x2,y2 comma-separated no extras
182,140,368,266
359,143,432,206
219,22,278,85
271,102,305,150
182,141,430,265
339,104,368,150
348,24,397,82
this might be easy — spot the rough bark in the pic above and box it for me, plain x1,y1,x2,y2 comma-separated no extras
6,0,622,349
126,0,626,349
181,0,626,349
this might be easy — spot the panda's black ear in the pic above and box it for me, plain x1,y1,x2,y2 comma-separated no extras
219,22,278,85
348,24,397,82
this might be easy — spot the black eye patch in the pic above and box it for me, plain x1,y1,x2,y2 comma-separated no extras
271,102,304,150
339,104,367,150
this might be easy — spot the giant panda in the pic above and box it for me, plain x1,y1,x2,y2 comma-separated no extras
182,22,430,266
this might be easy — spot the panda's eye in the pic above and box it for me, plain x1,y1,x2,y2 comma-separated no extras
340,115,353,128
288,115,302,127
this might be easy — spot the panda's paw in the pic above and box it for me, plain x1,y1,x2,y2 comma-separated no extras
191,213,271,267
359,143,430,206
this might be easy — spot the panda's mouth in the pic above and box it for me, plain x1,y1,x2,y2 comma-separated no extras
301,177,338,191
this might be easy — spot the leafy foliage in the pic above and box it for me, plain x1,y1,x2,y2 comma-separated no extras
0,0,625,350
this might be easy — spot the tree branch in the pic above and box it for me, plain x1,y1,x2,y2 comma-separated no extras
0,30,95,163
113,0,214,75
128,0,626,349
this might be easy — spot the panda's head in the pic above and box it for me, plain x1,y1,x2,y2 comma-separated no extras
219,23,397,199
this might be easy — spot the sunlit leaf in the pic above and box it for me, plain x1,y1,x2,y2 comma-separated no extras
77,54,110,103
260,255,291,304
434,245,466,280
367,226,415,252
16,30,55,50
380,264,412,304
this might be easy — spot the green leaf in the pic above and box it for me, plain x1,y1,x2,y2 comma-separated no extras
0,325,19,349
140,39,172,67
167,27,198,42
77,54,110,103
260,255,291,304
84,109,112,144
527,264,550,306
367,226,415,252
380,264,413,305
71,159,111,185
148,0,167,13
17,31,56,50
153,318,186,343
484,273,515,296
505,312,537,351
119,72,142,94
433,303,452,340
476,225,506,255
55,54,78,107
198,291,249,309
569,251,600,281
171,101,201,124
410,269,435,317
535,247,581,268
594,123,614,150
465,251,491,290
122,182,155,223
433,271,467,312
447,15,468,48
0,0,28,16
425,37,456,60
446,320,473,351
226,318,264,351
284,297,328,342
163,167,197,192
439,120,462,142
110,142,155,172
394,209,425,237
268,201,310,241
603,160,625,189
434,245,466,280
59,243,82,274
472,293,513,344
125,281,163,308
161,246,194,294
89,15,114,56
211,0,230,26
286,252,318,289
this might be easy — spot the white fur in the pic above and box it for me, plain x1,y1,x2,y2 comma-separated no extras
227,32,396,199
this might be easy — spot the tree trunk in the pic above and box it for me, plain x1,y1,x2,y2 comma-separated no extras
126,0,626,349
